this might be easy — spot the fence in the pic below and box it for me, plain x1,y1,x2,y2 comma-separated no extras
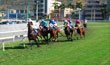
0,23,28,51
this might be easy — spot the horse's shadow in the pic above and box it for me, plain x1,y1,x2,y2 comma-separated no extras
5,46,26,50
55,40,74,42
5,39,76,50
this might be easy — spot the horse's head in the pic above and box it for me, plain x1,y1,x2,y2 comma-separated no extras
28,22,33,26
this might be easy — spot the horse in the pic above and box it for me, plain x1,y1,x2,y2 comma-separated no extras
28,22,42,49
64,25,74,40
51,26,64,41
40,26,53,42
75,24,85,39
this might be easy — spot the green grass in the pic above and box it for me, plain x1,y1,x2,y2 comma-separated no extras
0,22,110,65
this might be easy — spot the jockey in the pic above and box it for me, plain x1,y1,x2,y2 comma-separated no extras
49,19,57,30
40,19,48,30
64,19,69,26
68,19,73,29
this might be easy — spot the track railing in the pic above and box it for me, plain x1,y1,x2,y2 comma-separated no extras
0,29,27,51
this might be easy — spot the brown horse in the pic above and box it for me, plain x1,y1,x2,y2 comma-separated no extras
64,25,74,40
39,26,53,42
51,26,63,41
75,24,85,39
28,22,42,49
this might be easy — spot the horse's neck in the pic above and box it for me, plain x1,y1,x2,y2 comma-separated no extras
28,25,33,33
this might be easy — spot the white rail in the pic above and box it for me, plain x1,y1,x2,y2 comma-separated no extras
0,25,64,51
0,30,28,51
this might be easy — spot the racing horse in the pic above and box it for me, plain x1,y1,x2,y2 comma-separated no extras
75,24,85,39
28,22,42,49
64,25,74,40
40,26,53,41
51,26,64,41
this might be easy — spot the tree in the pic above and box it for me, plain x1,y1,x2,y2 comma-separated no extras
68,3,74,9
76,2,82,8
101,8,107,19
59,3,65,9
59,2,65,18
53,2,59,9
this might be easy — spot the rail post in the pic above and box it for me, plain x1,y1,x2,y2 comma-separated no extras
2,40,5,51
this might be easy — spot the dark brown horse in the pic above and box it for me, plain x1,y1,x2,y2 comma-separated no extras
40,26,53,41
28,22,42,49
64,25,74,40
75,24,85,39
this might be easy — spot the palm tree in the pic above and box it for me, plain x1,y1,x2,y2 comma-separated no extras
59,3,65,9
53,2,59,9
53,2,60,18
68,3,74,9
76,2,82,8
59,2,65,17
67,3,74,18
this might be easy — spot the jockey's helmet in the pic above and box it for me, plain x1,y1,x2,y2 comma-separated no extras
76,19,80,23
68,19,71,22
41,19,44,22
64,20,67,22
49,19,53,22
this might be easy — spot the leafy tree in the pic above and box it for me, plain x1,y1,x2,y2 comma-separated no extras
59,2,65,18
59,3,65,9
101,8,107,19
76,2,82,8
53,2,59,9
68,3,74,9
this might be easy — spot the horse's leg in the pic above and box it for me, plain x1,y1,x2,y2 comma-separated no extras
49,33,52,41
54,30,57,41
29,40,32,50
56,31,58,38
57,28,64,37
71,31,73,41
82,31,85,39
80,29,83,39
52,29,56,41
76,30,79,40
46,33,48,41
34,39,40,47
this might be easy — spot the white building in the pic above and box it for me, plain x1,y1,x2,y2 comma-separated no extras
34,0,56,19
64,8,73,17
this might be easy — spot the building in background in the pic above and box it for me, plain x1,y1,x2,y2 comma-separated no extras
64,8,73,18
54,1,62,18
106,0,110,20
5,9,34,19
34,0,56,19
84,0,106,20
